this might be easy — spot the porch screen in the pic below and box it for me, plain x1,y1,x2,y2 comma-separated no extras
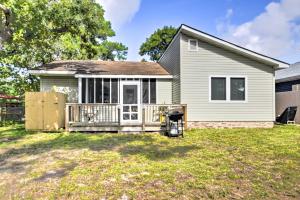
95,78,102,103
88,78,94,103
111,79,118,103
82,78,86,103
142,79,149,103
142,79,156,104
81,78,119,103
103,79,110,103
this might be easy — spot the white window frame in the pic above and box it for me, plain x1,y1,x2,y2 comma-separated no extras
209,75,248,103
188,39,198,51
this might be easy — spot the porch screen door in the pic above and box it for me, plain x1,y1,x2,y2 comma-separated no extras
121,81,141,124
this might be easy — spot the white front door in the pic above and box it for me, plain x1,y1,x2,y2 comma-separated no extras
120,80,141,124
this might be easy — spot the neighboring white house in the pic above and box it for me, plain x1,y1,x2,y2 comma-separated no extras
30,24,289,130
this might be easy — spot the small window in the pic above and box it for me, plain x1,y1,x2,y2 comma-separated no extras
230,78,245,101
188,39,198,51
211,77,226,100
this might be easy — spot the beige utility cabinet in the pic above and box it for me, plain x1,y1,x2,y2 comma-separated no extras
25,92,66,131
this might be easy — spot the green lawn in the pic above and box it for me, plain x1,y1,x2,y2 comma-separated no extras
0,125,299,199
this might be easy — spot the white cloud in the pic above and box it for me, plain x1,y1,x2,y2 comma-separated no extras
216,8,234,33
217,0,300,62
226,8,233,19
96,0,141,30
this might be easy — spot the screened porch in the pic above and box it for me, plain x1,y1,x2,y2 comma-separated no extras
66,76,186,132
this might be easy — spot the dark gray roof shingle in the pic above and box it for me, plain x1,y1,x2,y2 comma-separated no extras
38,60,170,75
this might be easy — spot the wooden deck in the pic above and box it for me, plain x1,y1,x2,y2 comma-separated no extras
65,104,187,132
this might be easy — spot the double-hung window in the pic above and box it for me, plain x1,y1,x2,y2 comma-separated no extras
210,76,247,102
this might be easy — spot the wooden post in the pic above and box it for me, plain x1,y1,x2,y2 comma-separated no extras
65,104,69,132
183,105,187,130
118,107,121,125
142,108,146,132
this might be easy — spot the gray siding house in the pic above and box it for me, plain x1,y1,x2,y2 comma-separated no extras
159,25,288,128
30,24,289,130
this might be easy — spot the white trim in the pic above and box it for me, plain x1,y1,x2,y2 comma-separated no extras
75,74,172,79
78,78,82,103
148,78,151,103
102,78,104,103
118,78,120,103
29,70,75,76
120,80,141,125
85,78,88,103
94,78,96,103
188,39,198,51
272,75,276,121
209,75,248,103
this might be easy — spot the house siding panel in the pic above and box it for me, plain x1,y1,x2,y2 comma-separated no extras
40,76,78,103
180,34,275,121
159,34,181,103
156,79,172,104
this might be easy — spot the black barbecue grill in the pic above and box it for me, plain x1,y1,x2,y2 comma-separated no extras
165,110,184,137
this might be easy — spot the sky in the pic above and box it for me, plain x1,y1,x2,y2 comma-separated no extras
96,0,300,64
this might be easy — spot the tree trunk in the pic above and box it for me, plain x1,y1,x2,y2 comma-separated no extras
0,4,12,41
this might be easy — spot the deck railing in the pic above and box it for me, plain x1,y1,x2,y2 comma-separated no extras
65,103,187,130
66,103,120,128
142,104,187,126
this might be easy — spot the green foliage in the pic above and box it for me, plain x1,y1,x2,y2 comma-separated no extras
0,0,128,96
139,26,177,61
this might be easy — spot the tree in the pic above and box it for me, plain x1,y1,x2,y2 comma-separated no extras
0,0,128,96
139,26,177,62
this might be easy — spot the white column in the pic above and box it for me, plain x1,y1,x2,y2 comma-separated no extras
78,78,82,103
94,78,96,103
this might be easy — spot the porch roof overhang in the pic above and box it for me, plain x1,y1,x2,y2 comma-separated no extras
29,70,76,76
74,74,173,79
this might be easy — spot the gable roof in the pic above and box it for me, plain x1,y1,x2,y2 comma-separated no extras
276,62,300,83
159,24,289,69
30,60,171,77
